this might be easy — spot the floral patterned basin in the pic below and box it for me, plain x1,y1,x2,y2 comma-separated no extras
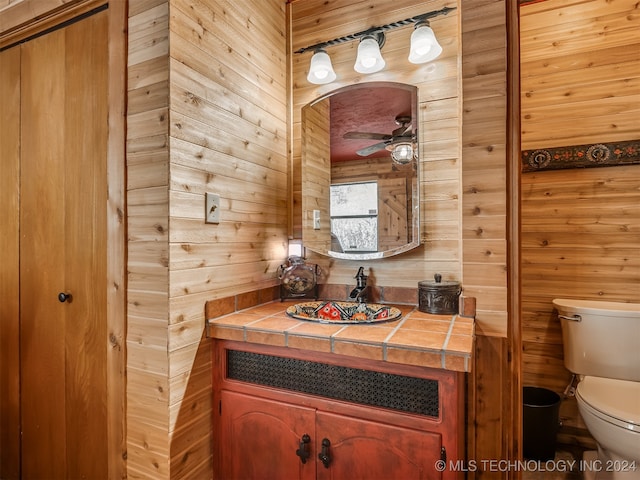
286,301,402,324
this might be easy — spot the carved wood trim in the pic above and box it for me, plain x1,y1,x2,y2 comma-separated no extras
522,139,640,172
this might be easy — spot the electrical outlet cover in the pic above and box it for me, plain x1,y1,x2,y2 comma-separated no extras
205,193,220,224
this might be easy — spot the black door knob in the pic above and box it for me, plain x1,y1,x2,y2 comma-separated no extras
58,292,72,303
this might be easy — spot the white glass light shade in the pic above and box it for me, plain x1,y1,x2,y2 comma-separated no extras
408,22,443,64
307,50,336,84
354,36,386,74
390,142,414,164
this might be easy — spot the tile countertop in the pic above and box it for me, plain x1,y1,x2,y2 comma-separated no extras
206,301,474,372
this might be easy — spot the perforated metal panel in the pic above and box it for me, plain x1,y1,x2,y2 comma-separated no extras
227,350,439,417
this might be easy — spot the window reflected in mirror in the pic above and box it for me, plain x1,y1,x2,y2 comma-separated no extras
330,181,378,253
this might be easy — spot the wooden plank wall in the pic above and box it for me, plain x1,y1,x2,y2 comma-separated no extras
291,0,463,300
460,0,514,472
167,0,288,477
127,0,289,478
520,0,640,448
291,0,515,472
126,0,171,477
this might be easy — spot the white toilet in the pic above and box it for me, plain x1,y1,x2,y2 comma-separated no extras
554,299,640,480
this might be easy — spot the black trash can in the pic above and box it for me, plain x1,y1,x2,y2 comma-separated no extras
523,386,561,461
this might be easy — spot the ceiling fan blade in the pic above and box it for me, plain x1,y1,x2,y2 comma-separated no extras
356,141,388,156
344,132,391,140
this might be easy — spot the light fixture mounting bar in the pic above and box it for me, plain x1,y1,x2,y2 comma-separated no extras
294,6,456,55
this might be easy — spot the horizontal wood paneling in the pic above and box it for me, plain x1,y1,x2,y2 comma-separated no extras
291,0,463,302
520,0,640,449
126,0,171,477
461,0,509,338
166,1,288,478
460,0,513,472
520,0,640,148
292,0,514,472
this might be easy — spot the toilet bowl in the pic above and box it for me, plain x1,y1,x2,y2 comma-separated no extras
553,299,640,480
576,376,640,479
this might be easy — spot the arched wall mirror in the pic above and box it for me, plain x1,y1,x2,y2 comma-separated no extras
301,82,420,260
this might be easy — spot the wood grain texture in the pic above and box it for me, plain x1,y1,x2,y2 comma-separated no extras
19,25,74,480
291,0,463,297
167,3,289,471
291,0,516,473
1,3,127,478
520,0,640,450
126,0,171,476
0,44,21,480
14,11,110,478
106,1,128,476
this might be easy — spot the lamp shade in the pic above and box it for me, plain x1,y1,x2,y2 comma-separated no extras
354,35,386,74
408,21,443,64
307,49,336,84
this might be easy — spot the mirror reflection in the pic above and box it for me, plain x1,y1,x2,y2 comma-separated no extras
301,82,420,259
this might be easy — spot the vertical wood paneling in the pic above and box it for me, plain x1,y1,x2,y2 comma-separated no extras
301,98,331,253
106,1,128,477
1,2,127,478
0,44,21,480
520,0,640,449
19,25,68,479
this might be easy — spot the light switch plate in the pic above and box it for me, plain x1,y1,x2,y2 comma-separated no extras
205,193,220,224
313,209,321,230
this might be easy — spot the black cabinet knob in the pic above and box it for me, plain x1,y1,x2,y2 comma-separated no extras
58,292,72,303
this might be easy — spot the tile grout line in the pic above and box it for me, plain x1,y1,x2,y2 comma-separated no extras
441,315,456,369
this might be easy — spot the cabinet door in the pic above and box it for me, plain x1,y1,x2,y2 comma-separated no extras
220,390,316,480
316,411,442,480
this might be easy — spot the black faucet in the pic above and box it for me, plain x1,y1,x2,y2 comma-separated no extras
349,267,368,303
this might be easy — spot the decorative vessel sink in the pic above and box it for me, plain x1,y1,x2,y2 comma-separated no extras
286,301,402,324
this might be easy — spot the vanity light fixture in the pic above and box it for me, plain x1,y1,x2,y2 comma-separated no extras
408,20,443,64
353,33,386,74
295,6,455,84
307,49,337,85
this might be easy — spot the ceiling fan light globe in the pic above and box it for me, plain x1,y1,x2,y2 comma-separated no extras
354,36,386,74
390,142,414,164
409,23,443,64
307,50,337,84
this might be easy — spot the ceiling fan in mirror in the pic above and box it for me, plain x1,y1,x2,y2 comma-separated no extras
343,115,416,165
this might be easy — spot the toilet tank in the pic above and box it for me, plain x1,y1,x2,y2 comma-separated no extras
553,299,640,382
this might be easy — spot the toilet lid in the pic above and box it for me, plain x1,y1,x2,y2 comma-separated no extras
577,376,640,426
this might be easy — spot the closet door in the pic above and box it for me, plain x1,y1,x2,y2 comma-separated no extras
0,45,21,480
18,10,109,478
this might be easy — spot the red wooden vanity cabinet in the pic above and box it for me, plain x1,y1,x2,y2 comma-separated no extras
212,340,466,480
